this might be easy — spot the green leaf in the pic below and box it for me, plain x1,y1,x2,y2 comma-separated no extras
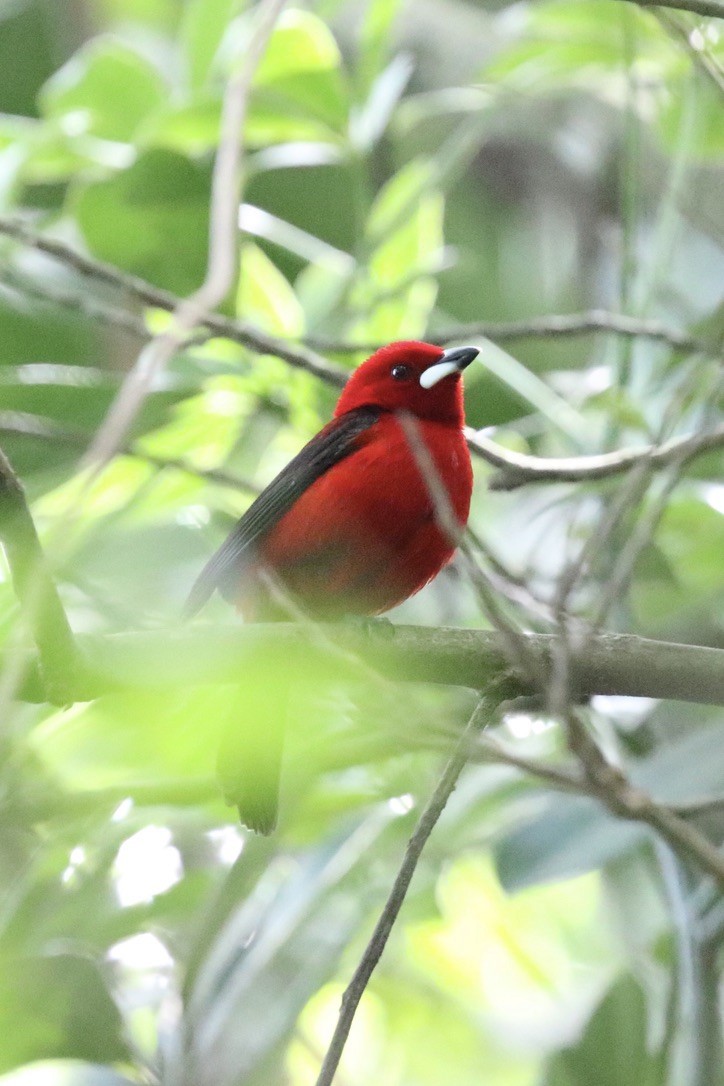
255,9,342,84
186,813,402,1085
39,39,166,143
31,688,225,791
0,954,128,1073
358,0,406,91
484,0,680,92
495,794,646,891
180,0,237,90
74,149,211,296
544,975,659,1086
350,54,412,152
251,9,348,132
236,243,305,336
658,73,724,162
346,160,444,342
140,97,222,156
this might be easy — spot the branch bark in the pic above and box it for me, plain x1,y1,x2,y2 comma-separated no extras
10,625,724,707
0,221,709,386
466,424,724,489
0,215,346,388
310,309,703,355
315,697,490,1086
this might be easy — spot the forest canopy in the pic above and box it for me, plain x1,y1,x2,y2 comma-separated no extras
0,0,722,1084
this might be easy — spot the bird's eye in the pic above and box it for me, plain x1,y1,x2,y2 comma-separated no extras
391,364,411,381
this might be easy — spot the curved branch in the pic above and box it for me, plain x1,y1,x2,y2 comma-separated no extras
466,424,724,489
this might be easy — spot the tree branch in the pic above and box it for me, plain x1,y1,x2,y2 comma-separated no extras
466,424,724,489
83,0,290,467
9,625,724,707
310,309,703,355
315,697,490,1086
565,710,724,887
0,446,77,700
0,215,346,388
0,220,710,388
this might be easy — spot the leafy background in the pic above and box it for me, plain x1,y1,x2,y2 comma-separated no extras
0,0,723,1084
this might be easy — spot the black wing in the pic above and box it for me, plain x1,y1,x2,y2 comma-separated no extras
184,406,379,617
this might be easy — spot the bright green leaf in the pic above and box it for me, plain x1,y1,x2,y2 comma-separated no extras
74,149,211,295
236,242,305,336
39,39,166,143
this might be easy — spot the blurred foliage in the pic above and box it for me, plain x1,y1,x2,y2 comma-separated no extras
0,0,722,1084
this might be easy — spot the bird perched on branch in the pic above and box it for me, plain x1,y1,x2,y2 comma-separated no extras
186,340,479,832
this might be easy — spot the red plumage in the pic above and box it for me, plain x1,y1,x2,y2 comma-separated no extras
186,339,478,831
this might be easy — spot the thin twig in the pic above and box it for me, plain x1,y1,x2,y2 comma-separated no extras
0,263,150,340
565,709,724,888
396,411,546,687
83,0,290,467
0,446,77,701
0,215,345,387
309,309,703,355
5,240,720,497
314,697,490,1086
474,733,586,795
465,424,724,489
1,216,708,380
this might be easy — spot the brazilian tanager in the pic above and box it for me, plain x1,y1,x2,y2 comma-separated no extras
186,340,478,831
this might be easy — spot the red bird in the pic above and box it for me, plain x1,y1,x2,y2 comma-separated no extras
186,340,478,830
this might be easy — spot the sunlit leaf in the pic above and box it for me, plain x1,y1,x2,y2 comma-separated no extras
39,40,166,143
236,243,305,337
74,149,211,295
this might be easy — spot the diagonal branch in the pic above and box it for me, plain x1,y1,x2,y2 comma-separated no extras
314,696,490,1086
83,0,290,467
0,222,345,389
0,220,706,384
564,709,724,887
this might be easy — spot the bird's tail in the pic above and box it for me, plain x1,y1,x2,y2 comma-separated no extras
216,680,287,835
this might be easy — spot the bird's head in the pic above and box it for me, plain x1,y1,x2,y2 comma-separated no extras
334,341,479,425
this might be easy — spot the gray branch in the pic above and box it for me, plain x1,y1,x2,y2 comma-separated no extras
11,625,724,707
0,215,346,388
315,698,489,1086
311,310,703,355
466,425,724,489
